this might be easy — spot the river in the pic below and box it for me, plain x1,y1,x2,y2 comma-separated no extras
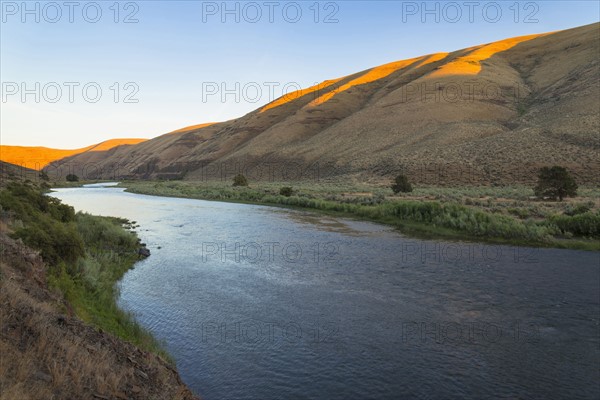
49,184,600,400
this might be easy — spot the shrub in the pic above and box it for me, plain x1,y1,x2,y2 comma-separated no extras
13,219,84,266
534,166,577,201
66,174,79,182
564,203,592,216
279,186,294,197
391,174,413,194
508,208,530,219
548,212,600,237
232,174,248,187
0,183,84,265
76,212,138,251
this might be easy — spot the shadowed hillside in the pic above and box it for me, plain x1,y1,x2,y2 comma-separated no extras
0,161,40,186
50,23,599,185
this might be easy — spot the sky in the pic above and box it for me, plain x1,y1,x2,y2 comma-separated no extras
1,0,598,148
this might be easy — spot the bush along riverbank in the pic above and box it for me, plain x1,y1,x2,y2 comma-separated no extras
122,180,600,251
0,182,198,399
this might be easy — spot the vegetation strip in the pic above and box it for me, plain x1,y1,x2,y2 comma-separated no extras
121,180,600,251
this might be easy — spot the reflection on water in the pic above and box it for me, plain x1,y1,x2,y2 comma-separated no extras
275,209,396,237
82,182,120,188
50,186,600,400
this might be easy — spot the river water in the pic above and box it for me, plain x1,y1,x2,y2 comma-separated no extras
50,184,600,400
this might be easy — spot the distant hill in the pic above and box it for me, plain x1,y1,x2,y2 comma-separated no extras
51,23,599,185
0,161,40,186
0,139,147,170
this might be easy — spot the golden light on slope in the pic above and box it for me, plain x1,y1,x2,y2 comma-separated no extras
84,139,147,152
411,52,449,69
428,33,547,77
168,122,216,134
0,138,147,170
259,78,345,113
308,54,446,106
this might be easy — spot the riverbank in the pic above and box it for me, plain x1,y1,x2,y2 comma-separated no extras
0,182,198,399
120,180,600,251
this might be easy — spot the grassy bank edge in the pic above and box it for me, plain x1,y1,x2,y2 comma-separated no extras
119,182,599,252
49,214,173,362
0,183,172,362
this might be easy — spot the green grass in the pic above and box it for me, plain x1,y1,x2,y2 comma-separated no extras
121,180,600,251
0,182,170,359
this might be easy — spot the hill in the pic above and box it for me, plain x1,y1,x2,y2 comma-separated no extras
0,139,147,171
51,23,599,185
0,161,40,186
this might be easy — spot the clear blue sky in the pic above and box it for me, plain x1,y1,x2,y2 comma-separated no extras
1,1,598,148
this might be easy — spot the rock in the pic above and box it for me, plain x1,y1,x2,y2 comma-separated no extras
33,370,52,382
135,369,148,380
137,248,151,258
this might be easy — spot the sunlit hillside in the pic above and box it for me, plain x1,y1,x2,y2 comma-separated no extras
0,139,147,170
50,23,599,185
